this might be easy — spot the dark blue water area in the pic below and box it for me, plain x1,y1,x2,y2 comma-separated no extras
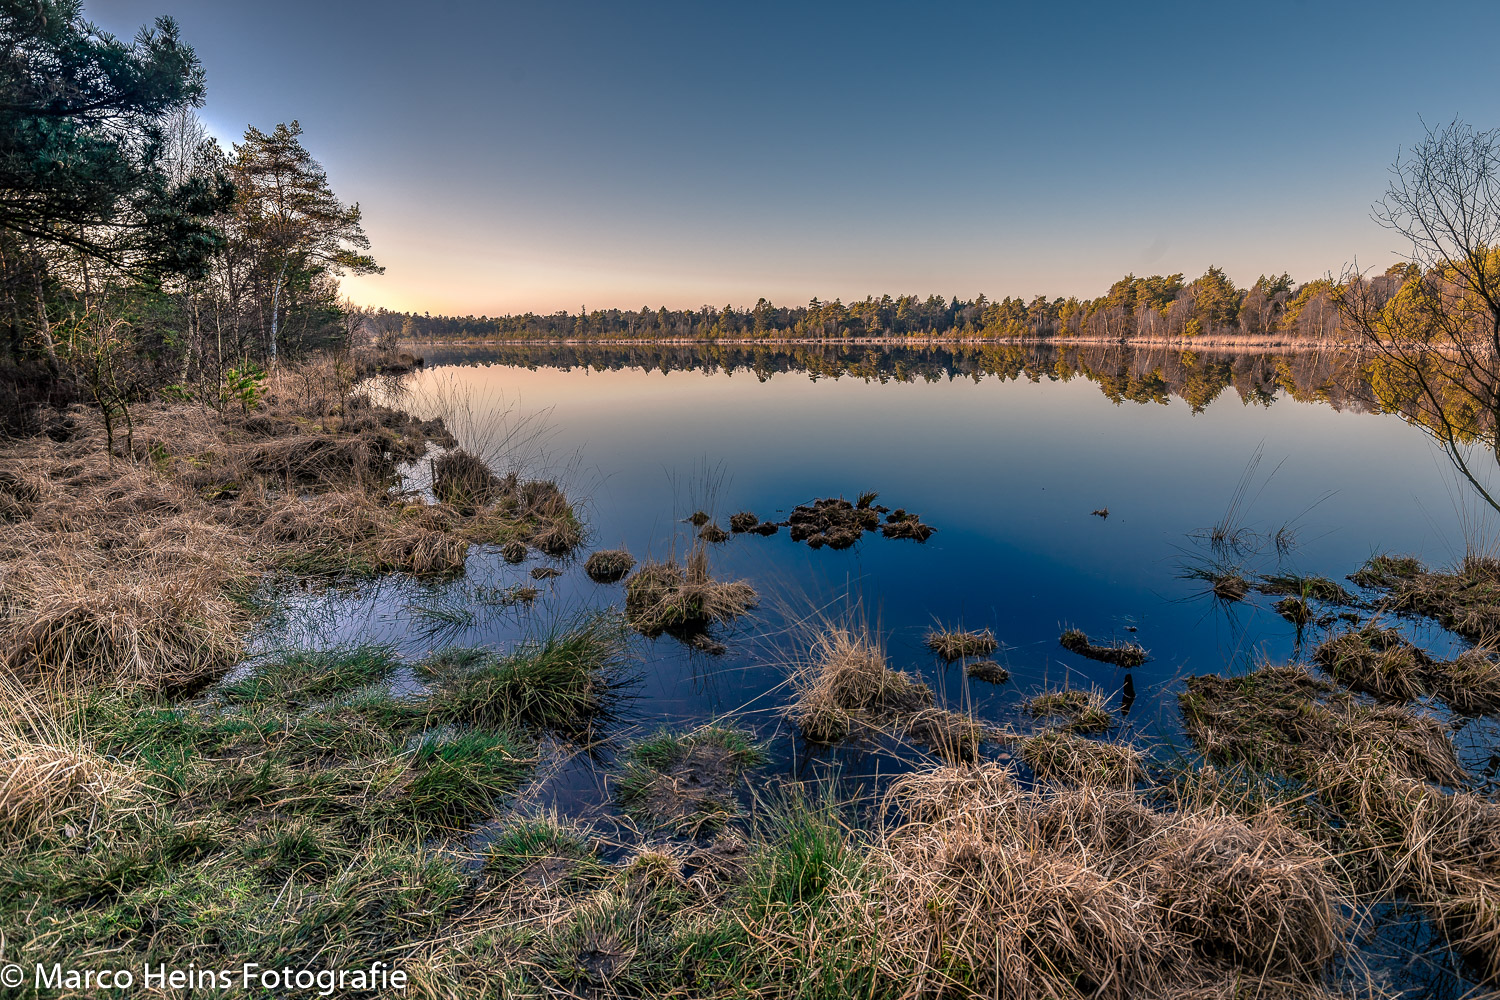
244,346,1499,990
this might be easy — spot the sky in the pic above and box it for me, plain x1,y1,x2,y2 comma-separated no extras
94,0,1500,316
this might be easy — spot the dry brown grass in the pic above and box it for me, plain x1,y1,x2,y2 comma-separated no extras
0,677,144,844
873,764,1347,999
0,359,584,690
788,626,933,743
1353,553,1500,642
3,571,243,692
1315,627,1500,714
1018,731,1145,787
924,627,998,661
1024,687,1116,733
623,548,756,639
1181,664,1465,787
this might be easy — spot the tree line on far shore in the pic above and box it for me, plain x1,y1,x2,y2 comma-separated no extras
377,265,1403,345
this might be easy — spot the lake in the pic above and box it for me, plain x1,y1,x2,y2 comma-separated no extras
249,340,1500,992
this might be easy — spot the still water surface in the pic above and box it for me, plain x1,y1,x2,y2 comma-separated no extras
255,343,1500,990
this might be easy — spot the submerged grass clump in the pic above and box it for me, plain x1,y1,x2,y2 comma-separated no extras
221,644,400,707
924,627,998,661
1257,573,1356,604
585,548,635,583
1058,627,1147,667
728,511,759,533
615,725,764,835
1179,663,1464,786
964,659,1009,684
1025,687,1115,733
1182,563,1250,602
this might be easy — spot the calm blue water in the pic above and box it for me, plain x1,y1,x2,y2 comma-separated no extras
249,343,1500,992
265,344,1499,757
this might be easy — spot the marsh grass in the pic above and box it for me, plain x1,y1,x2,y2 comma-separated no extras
483,813,607,890
584,548,635,583
873,763,1348,998
924,627,998,661
789,626,933,743
426,613,630,731
964,659,1010,684
1058,627,1148,667
623,547,757,641
220,644,400,707
406,729,536,827
1181,562,1251,603
1017,730,1146,787
1350,553,1500,642
1258,572,1356,605
615,725,764,835
1024,687,1116,733
1314,626,1500,714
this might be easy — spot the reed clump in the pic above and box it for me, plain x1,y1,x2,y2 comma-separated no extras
623,549,757,640
1025,687,1115,733
1058,628,1148,667
585,549,635,583
788,627,933,743
1018,731,1145,787
1351,553,1500,642
874,764,1347,997
925,627,999,661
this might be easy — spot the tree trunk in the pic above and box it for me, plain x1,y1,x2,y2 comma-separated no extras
268,259,287,364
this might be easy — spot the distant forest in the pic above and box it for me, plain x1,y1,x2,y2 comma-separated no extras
376,265,1414,345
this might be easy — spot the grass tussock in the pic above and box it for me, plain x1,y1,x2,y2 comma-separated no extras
615,725,763,835
1017,730,1146,787
965,659,1010,684
1351,553,1500,642
1179,664,1464,787
623,548,756,641
728,511,759,533
925,627,998,661
1058,628,1147,667
426,614,629,731
875,764,1347,997
4,573,243,692
1025,687,1116,733
1315,626,1500,714
1257,573,1356,605
789,627,933,743
584,548,635,583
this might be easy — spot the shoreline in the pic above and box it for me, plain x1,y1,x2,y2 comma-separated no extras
404,334,1361,353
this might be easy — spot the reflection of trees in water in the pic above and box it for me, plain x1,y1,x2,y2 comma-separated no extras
422,342,1377,416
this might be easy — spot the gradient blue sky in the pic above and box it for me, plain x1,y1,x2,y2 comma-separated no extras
95,1,1500,315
